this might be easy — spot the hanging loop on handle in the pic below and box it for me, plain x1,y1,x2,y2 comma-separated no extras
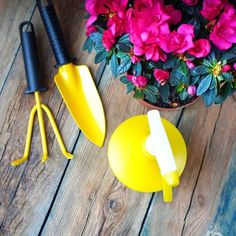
37,0,71,67
19,21,47,94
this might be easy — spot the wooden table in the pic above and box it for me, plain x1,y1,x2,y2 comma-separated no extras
0,1,236,235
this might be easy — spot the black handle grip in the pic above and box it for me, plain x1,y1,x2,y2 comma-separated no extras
19,21,47,94
37,0,71,66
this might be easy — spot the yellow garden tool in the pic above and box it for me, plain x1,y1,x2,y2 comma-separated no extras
11,22,73,166
37,0,106,147
108,110,187,202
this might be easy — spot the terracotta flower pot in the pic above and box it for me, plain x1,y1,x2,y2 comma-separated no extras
139,96,199,111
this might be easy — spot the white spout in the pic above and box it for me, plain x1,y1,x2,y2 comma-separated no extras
146,110,179,187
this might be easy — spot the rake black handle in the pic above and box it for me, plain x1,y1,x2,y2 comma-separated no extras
37,0,71,67
19,21,47,94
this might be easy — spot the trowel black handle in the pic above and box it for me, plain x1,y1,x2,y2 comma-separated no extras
37,0,71,67
19,21,47,94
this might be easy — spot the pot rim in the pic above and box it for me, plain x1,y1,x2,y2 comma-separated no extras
139,96,199,111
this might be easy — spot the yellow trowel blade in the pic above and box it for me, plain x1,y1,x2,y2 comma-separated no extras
55,63,106,147
108,115,187,192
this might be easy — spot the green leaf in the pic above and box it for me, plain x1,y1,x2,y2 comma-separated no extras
144,89,157,103
117,57,132,75
120,76,130,84
210,76,217,89
127,84,135,94
94,49,107,64
159,85,170,103
83,37,93,53
146,85,158,94
215,83,235,104
118,34,130,44
197,74,212,96
133,89,144,99
117,43,132,53
163,57,178,69
116,51,127,58
110,53,118,77
191,66,209,76
222,72,234,82
190,75,200,85
90,32,103,46
202,88,217,107
202,59,213,67
132,62,142,76
221,45,236,60
176,83,184,93
170,70,182,86
178,61,189,76
179,89,188,101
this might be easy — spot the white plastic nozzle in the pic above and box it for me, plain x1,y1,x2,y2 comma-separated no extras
146,110,179,187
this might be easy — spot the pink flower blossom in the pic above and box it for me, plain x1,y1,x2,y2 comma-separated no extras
222,65,231,72
85,0,128,16
200,0,227,20
127,75,148,88
188,39,211,58
154,69,170,85
165,4,182,25
234,63,236,71
127,1,170,62
183,0,198,6
186,60,195,69
86,25,97,37
102,30,116,51
210,4,236,50
161,24,194,54
187,85,196,96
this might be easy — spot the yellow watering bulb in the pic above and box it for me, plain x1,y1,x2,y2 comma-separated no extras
108,110,187,202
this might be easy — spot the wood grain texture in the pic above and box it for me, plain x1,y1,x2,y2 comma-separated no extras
0,0,36,90
140,98,236,236
0,1,103,235
207,147,236,236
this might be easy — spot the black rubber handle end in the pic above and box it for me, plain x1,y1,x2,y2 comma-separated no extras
37,0,71,67
20,21,47,94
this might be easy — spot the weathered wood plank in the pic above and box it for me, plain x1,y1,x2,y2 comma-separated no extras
40,66,183,236
140,98,236,236
0,0,36,90
182,98,236,235
0,1,103,235
207,148,236,236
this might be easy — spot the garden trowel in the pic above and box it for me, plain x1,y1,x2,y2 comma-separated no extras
37,0,106,147
108,110,187,202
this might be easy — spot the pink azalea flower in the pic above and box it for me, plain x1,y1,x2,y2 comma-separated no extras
186,60,195,69
86,25,97,37
234,63,236,71
161,24,194,54
85,0,128,37
222,65,231,72
187,85,197,96
165,4,182,25
127,75,148,88
210,4,236,50
188,39,211,58
154,69,170,85
183,0,198,6
200,0,227,20
127,1,170,62
102,30,116,51
85,0,128,16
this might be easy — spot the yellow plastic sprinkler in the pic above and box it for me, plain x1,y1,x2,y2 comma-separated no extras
11,22,73,166
108,110,187,202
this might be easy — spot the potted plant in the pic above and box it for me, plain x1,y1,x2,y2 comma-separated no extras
83,0,236,109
